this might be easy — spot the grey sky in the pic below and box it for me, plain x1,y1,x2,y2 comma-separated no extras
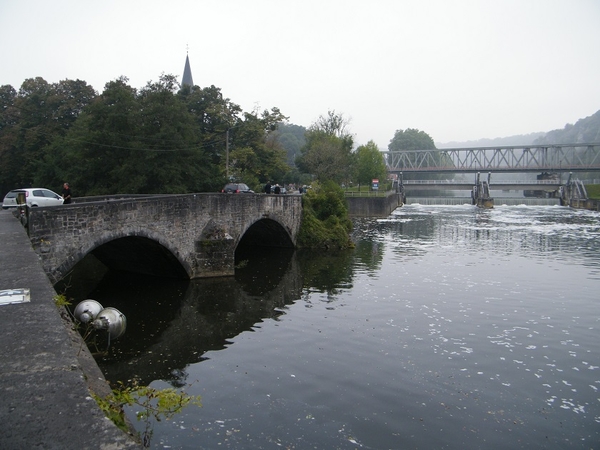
1,0,599,149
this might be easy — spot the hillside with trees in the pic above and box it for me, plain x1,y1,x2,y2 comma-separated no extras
533,110,600,145
436,132,545,149
436,109,600,148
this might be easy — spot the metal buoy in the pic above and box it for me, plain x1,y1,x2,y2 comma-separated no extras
73,299,104,323
92,307,127,340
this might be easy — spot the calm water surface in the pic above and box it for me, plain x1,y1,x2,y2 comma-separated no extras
68,205,600,449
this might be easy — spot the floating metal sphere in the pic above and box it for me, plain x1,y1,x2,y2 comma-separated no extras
92,307,127,340
73,299,104,323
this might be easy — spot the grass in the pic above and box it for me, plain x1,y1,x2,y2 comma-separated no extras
586,184,600,199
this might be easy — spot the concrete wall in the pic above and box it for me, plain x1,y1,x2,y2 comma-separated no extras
568,198,600,211
346,192,403,217
27,193,302,283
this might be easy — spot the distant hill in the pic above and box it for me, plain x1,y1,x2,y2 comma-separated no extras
436,109,600,149
436,132,545,149
533,110,600,145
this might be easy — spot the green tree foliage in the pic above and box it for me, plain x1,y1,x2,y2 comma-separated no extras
178,84,241,171
355,140,387,187
273,122,306,165
296,110,354,183
48,77,141,194
0,75,290,197
0,84,19,194
297,181,353,249
228,108,289,190
0,78,97,194
388,128,436,151
387,128,450,181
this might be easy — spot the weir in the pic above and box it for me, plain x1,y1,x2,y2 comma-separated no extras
405,197,561,206
398,171,594,209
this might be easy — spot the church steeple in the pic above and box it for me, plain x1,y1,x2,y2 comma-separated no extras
182,51,194,87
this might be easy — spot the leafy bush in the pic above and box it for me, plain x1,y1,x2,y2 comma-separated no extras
297,181,353,249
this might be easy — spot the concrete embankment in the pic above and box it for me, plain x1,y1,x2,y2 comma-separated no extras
346,192,403,217
0,210,138,449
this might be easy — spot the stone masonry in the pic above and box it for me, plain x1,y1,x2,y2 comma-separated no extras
27,193,303,284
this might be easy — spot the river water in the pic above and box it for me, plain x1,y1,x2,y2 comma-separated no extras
66,204,600,449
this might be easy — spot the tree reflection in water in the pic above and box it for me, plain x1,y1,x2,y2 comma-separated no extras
61,246,362,388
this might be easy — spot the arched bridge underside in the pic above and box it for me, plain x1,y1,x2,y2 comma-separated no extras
27,193,303,284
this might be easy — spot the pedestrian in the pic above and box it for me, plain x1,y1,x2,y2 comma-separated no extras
264,181,272,194
62,183,72,204
274,184,281,194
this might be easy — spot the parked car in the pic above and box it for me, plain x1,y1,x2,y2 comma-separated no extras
221,183,254,194
2,188,64,209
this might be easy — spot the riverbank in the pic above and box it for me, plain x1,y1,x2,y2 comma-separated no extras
0,210,139,449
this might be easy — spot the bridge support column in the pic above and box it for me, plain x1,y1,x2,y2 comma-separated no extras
192,238,236,278
472,172,494,209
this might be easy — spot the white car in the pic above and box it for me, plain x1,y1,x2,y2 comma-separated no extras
2,188,65,209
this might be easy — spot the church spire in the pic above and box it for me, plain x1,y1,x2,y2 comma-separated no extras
182,49,194,87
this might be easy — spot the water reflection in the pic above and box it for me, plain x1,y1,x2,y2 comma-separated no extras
63,247,360,387
62,206,600,389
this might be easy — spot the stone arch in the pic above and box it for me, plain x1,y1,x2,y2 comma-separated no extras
54,228,191,283
236,216,295,249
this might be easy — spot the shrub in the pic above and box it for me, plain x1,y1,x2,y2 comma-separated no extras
297,181,353,249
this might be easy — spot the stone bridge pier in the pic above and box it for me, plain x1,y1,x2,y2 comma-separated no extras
27,194,303,285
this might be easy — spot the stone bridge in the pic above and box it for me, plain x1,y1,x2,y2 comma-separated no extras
26,193,303,285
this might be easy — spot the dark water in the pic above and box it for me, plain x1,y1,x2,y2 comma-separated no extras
65,205,600,449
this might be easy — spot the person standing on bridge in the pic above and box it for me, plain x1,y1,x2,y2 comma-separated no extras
264,181,272,194
61,183,72,204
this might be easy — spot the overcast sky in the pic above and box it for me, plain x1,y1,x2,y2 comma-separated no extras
1,0,599,148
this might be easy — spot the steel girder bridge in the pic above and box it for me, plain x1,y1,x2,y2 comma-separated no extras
383,143,600,174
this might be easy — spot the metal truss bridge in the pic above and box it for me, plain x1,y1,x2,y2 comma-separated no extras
383,143,600,174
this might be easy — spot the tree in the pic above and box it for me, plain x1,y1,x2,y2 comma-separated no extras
0,84,19,195
273,122,306,166
227,107,290,190
178,84,242,176
2,74,288,197
47,77,141,195
355,140,387,188
388,128,435,151
296,110,354,183
0,77,96,194
48,75,229,196
133,74,204,193
387,128,450,181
